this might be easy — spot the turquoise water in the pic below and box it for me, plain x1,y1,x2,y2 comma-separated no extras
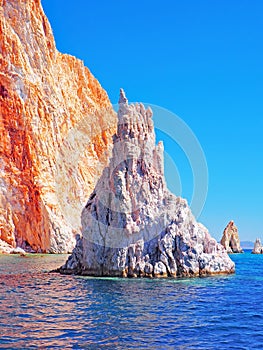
0,251,263,349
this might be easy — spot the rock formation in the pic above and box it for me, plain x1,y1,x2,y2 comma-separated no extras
252,238,263,254
60,90,235,278
0,0,116,253
220,221,243,253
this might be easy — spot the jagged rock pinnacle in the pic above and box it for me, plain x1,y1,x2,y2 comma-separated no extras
60,92,235,278
118,88,128,105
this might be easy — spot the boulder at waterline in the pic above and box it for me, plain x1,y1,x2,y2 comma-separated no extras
60,90,235,278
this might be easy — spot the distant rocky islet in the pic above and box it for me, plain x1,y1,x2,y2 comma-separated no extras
252,238,263,254
220,221,243,254
219,222,263,255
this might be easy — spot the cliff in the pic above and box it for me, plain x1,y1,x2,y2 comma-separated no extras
60,90,235,278
220,221,243,253
0,0,116,253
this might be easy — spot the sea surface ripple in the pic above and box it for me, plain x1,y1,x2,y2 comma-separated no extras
0,252,263,349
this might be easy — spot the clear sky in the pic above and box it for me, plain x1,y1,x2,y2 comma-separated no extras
42,0,263,242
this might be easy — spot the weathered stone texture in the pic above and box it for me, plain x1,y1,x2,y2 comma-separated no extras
220,221,243,253
0,0,116,252
61,90,235,277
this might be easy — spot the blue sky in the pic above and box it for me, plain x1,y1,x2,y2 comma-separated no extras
42,0,263,242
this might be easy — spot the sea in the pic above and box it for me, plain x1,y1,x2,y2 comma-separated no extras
0,251,263,349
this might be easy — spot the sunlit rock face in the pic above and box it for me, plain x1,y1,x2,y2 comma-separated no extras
220,221,243,254
61,90,235,278
0,0,116,252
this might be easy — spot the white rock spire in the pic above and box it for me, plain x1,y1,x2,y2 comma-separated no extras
60,92,235,278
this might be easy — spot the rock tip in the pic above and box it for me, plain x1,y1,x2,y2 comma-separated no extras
118,88,128,105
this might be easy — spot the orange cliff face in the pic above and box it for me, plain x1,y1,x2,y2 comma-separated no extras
0,0,117,252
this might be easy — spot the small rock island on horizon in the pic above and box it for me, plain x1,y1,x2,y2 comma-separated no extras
59,90,235,278
220,221,243,254
252,238,263,254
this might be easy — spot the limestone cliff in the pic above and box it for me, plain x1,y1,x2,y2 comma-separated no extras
60,90,235,278
0,0,116,253
220,221,243,254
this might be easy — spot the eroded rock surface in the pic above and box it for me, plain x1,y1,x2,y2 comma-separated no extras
0,0,116,253
220,221,243,253
61,90,235,278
